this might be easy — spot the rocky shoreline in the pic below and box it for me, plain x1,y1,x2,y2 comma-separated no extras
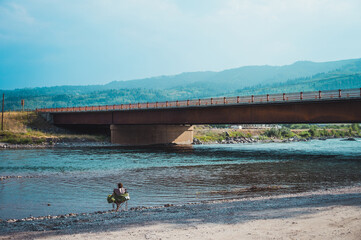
0,175,40,181
193,135,358,145
0,140,115,150
0,185,358,224
0,185,287,222
1,136,358,149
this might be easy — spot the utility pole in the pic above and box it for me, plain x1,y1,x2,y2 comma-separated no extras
21,99,25,112
1,94,4,131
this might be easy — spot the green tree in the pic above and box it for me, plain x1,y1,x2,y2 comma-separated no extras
351,123,360,132
308,126,319,137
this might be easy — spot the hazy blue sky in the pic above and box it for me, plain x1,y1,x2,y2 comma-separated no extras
1,0,361,90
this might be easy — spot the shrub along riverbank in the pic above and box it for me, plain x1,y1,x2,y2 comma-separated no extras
193,124,361,144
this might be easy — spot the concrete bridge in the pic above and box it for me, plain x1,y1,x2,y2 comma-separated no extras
37,88,361,145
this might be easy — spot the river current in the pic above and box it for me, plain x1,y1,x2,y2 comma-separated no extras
1,139,361,219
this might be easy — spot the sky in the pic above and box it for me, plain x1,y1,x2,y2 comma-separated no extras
1,0,361,90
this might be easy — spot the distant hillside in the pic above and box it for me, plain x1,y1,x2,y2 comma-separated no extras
103,58,357,94
105,71,216,90
1,58,361,110
231,59,361,96
176,59,358,94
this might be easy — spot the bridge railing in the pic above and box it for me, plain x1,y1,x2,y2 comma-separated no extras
36,88,361,113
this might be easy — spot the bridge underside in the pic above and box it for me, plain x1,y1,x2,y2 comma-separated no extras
49,98,361,145
110,124,193,145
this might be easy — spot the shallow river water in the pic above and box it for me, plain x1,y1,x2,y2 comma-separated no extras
1,139,361,219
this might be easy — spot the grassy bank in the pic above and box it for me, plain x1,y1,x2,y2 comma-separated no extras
1,113,359,145
194,124,361,144
0,111,107,145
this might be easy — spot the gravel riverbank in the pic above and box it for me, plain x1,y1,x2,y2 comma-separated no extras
193,136,358,145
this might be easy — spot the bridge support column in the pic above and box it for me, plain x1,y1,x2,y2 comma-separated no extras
110,124,193,146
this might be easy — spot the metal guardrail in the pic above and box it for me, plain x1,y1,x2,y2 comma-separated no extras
36,88,361,113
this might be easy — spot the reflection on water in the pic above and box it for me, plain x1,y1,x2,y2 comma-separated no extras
0,139,361,219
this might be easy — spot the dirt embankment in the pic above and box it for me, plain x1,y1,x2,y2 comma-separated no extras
0,111,108,148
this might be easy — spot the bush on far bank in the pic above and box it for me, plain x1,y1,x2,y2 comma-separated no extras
263,125,361,139
263,127,295,139
194,124,361,143
0,131,45,144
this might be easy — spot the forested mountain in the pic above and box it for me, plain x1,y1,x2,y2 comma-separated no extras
2,58,361,110
230,59,361,96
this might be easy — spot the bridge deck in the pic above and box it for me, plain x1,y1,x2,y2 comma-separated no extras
37,88,361,114
36,88,361,125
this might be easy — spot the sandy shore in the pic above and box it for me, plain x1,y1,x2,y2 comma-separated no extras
44,205,361,240
1,186,361,240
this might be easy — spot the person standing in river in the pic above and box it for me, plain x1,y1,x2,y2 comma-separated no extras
113,182,129,212
114,182,126,196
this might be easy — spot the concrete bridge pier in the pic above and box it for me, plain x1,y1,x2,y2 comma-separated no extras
110,124,193,146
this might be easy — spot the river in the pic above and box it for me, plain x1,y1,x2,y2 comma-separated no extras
1,139,360,219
